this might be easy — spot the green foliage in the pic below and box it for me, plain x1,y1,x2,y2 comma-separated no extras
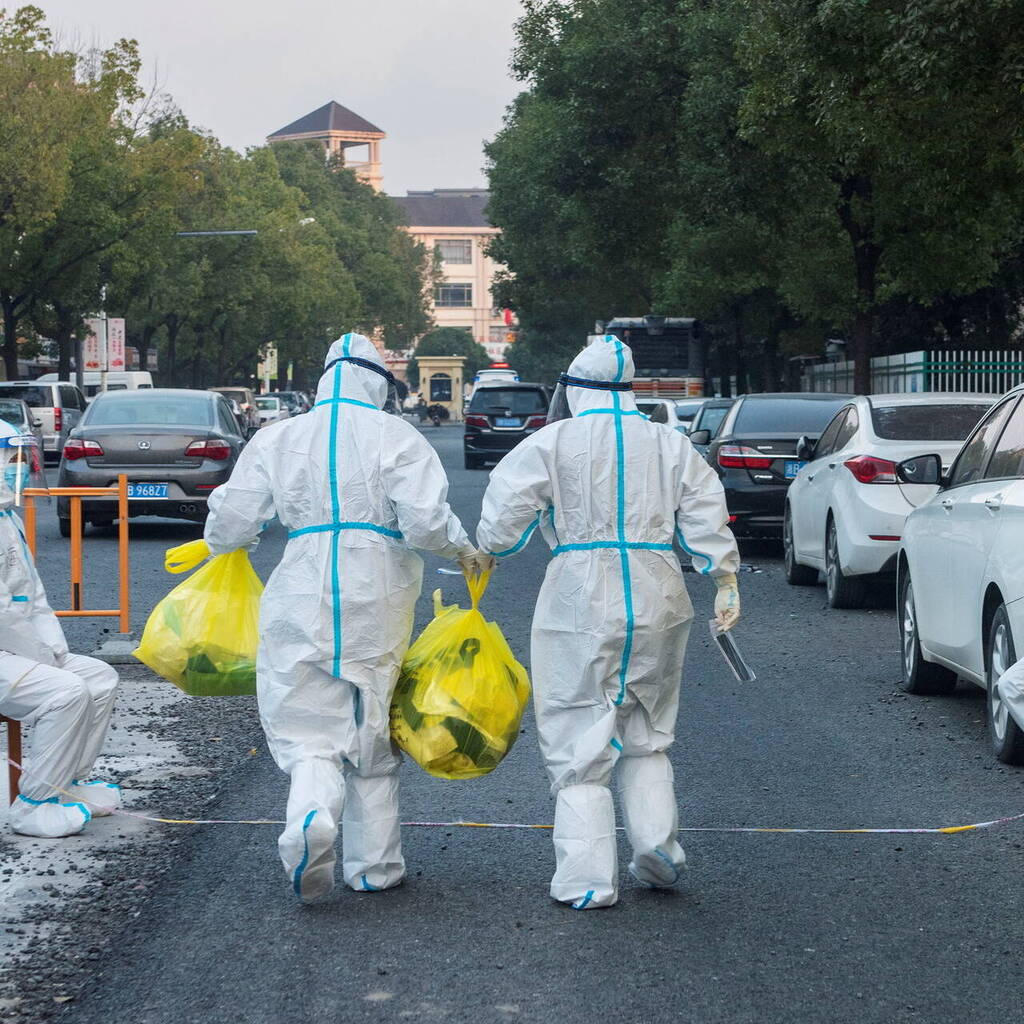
408,327,489,389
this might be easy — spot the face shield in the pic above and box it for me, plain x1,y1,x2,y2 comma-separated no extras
0,433,46,507
323,353,399,412
546,374,634,424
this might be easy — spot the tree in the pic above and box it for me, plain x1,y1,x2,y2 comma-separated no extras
408,327,489,389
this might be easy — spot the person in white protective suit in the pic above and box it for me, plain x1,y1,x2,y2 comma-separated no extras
0,422,122,837
204,333,484,903
476,336,741,909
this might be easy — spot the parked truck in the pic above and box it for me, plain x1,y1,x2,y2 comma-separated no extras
598,316,705,398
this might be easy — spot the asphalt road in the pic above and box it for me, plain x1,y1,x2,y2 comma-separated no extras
45,427,1024,1023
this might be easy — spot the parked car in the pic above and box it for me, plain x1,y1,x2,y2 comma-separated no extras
634,398,700,433
463,382,549,469
0,381,87,461
267,390,309,414
471,366,520,395
57,389,247,534
688,398,734,458
674,398,708,432
208,386,259,434
36,371,153,399
256,395,290,426
897,384,1024,763
0,397,44,454
693,392,852,537
784,394,995,607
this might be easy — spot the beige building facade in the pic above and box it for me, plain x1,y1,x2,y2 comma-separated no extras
391,190,515,361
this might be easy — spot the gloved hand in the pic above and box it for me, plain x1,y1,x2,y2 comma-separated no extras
714,572,741,632
458,550,496,576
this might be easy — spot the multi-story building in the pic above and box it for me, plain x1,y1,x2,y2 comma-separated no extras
390,189,514,359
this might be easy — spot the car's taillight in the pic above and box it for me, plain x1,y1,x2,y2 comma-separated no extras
53,407,62,433
844,455,897,484
185,439,231,461
465,415,489,428
63,439,103,461
717,445,774,469
525,415,547,429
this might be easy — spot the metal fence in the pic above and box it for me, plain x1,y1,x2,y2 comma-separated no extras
802,350,1024,395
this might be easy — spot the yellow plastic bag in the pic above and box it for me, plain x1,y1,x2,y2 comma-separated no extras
390,572,531,780
134,539,263,697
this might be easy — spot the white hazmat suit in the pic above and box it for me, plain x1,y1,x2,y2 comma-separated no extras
0,422,121,838
205,334,473,902
477,337,740,908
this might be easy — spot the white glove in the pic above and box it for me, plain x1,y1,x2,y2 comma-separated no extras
458,550,496,576
714,573,741,632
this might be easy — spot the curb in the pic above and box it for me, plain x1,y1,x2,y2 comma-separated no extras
89,637,139,665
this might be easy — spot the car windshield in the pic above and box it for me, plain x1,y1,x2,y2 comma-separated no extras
0,400,25,426
256,398,277,410
735,398,848,434
469,388,547,415
0,385,47,408
675,401,704,420
635,401,666,416
85,394,213,427
695,404,731,437
870,403,993,441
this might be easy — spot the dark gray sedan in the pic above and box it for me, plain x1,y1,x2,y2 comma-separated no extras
57,389,246,535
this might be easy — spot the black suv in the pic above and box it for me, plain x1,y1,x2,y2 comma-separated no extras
463,383,549,469
692,392,852,537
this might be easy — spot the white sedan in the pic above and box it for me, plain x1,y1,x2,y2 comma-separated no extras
634,398,705,433
898,384,1024,763
255,396,290,426
784,393,994,608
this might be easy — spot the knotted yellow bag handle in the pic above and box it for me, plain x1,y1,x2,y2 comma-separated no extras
165,539,211,574
465,569,491,609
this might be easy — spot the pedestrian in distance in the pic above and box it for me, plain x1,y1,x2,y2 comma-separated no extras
0,421,122,838
476,336,741,909
204,333,491,904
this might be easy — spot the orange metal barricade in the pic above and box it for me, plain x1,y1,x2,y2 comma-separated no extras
22,475,130,633
4,476,130,802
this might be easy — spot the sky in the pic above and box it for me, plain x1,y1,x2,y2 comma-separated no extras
38,0,525,196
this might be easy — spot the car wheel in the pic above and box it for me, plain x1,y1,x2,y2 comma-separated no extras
58,516,71,539
986,604,1024,764
824,518,867,609
899,571,957,695
783,505,818,586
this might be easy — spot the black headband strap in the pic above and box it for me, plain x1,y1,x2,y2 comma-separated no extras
325,355,396,385
558,374,633,392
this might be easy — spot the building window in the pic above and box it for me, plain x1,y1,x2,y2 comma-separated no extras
429,373,452,402
435,283,473,308
436,239,473,264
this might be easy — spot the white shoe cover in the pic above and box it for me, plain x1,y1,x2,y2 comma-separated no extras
278,760,343,904
9,795,91,837
342,770,405,892
619,753,686,888
550,784,618,909
67,780,122,817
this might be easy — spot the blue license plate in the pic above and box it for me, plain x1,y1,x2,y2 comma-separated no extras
495,417,521,428
784,460,805,480
128,482,169,499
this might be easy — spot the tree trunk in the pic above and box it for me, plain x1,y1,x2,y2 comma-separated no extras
763,327,781,391
1,296,19,381
57,324,74,379
836,174,881,395
714,338,731,398
166,317,180,386
732,306,748,395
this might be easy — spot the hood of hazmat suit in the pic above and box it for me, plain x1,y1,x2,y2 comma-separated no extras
205,332,473,902
476,335,740,908
0,422,122,837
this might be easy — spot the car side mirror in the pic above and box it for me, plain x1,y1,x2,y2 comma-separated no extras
795,435,816,461
897,454,943,486
688,429,711,445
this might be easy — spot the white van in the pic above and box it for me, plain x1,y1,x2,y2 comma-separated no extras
36,371,154,399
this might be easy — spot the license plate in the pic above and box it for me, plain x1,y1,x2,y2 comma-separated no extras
784,461,805,480
495,417,521,427
128,482,169,499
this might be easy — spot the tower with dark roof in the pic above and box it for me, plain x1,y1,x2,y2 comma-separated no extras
267,101,385,190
